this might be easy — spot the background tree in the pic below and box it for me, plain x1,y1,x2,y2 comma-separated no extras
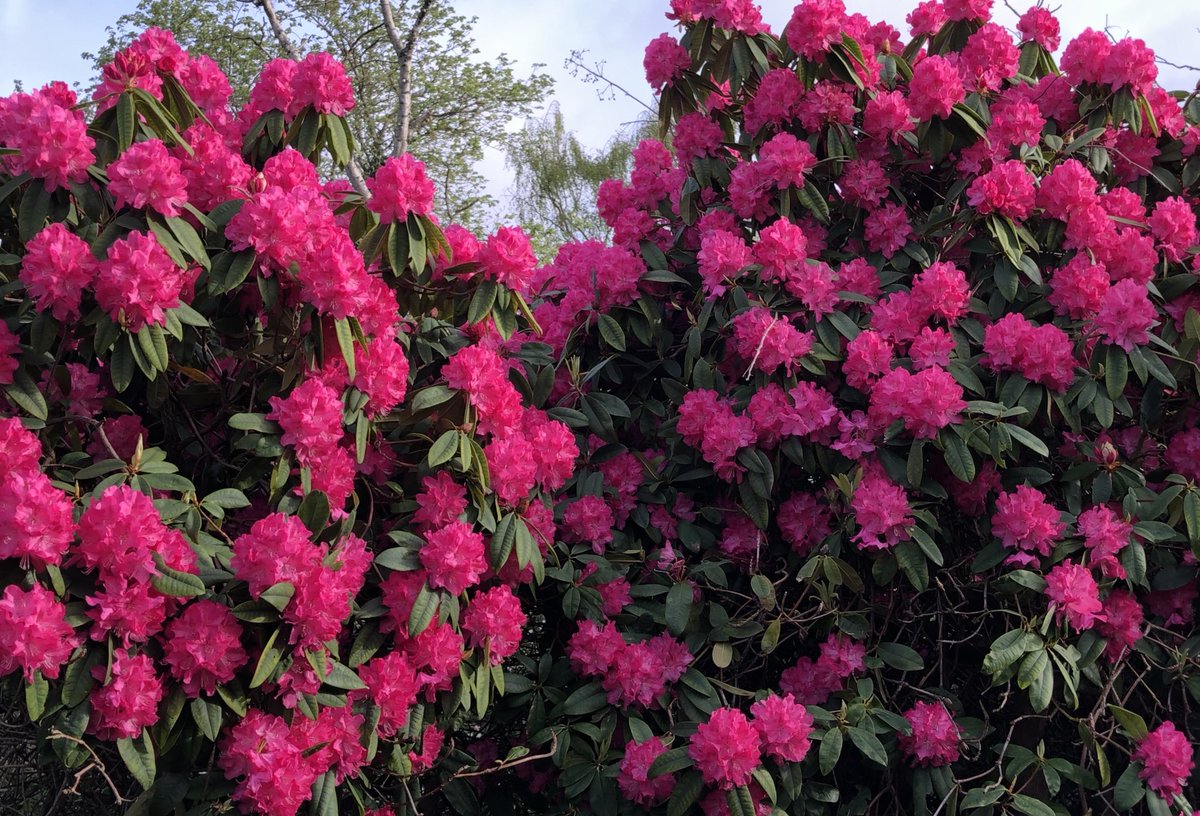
504,103,651,259
88,0,552,228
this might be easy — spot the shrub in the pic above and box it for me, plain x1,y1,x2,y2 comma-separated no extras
2,3,1200,816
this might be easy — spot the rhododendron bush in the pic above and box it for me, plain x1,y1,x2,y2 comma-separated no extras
3,1,1200,815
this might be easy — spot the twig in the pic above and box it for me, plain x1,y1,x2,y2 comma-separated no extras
45,728,129,804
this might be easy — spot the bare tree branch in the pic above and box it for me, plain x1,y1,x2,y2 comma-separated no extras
255,0,299,60
381,0,435,156
564,50,655,114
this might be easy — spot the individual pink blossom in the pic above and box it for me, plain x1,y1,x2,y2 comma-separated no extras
1078,505,1131,579
1045,562,1105,631
108,139,189,216
1132,721,1194,800
94,231,187,330
899,701,961,767
690,707,762,789
1148,197,1197,264
943,0,991,21
421,521,487,595
267,377,345,464
750,693,813,762
786,0,847,60
869,366,965,439
992,485,1064,566
908,56,964,120
354,336,410,417
89,651,164,740
863,202,912,257
731,308,813,375
907,1,946,36
618,737,675,805
960,23,1017,91
290,52,355,116
568,619,626,677
162,599,248,696
1094,280,1156,352
1096,589,1144,660
479,226,538,293
967,160,1035,220
644,33,691,90
1166,429,1200,482
0,469,73,568
1048,255,1108,319
367,154,435,224
19,223,97,321
359,652,421,736
1017,7,1061,50
851,466,914,550
864,91,914,144
0,583,79,681
219,709,313,815
462,584,525,665
562,495,615,553
1100,38,1158,96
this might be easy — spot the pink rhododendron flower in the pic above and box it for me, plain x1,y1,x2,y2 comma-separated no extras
0,468,73,568
644,33,691,89
908,56,964,120
689,707,762,789
1017,7,1060,50
367,154,435,224
750,693,813,762
851,466,914,550
108,139,189,216
1096,589,1144,660
421,521,487,595
1045,562,1105,631
89,650,164,740
462,584,525,665
731,307,813,375
162,599,249,696
786,0,847,59
290,52,355,115
479,226,538,292
618,737,675,805
1132,721,1195,800
992,485,1064,566
1094,279,1156,352
899,701,961,766
19,223,97,320
94,231,187,330
0,583,79,681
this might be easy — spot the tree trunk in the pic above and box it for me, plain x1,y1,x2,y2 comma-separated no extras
380,0,434,157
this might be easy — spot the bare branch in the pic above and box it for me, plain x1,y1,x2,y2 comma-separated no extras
255,0,299,60
564,50,655,114
381,0,435,156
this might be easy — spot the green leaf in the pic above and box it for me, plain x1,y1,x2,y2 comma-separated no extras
428,430,460,467
895,541,928,592
597,314,627,352
411,385,455,412
18,181,51,242
249,628,284,688
375,547,422,572
334,317,356,380
25,671,48,720
820,727,843,774
1017,648,1048,689
1184,491,1200,545
322,660,367,691
115,92,136,151
150,554,206,597
190,697,222,741
560,681,610,717
467,280,499,325
202,488,251,510
309,770,338,816
942,431,975,483
1004,423,1050,457
847,726,888,766
4,371,49,420
1105,345,1128,400
1010,794,1055,816
116,731,156,791
1107,705,1149,741
1112,761,1146,809
665,582,693,636
408,583,438,636
229,413,280,433
877,642,924,672
667,771,704,816
649,745,695,777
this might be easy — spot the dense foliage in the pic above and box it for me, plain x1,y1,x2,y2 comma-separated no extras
1,2,1199,816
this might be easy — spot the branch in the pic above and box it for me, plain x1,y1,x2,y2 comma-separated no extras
255,0,299,60
381,0,435,156
564,50,655,114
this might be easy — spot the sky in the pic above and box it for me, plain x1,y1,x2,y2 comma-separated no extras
2,0,1198,212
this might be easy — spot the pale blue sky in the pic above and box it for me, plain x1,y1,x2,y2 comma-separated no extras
3,0,1197,212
